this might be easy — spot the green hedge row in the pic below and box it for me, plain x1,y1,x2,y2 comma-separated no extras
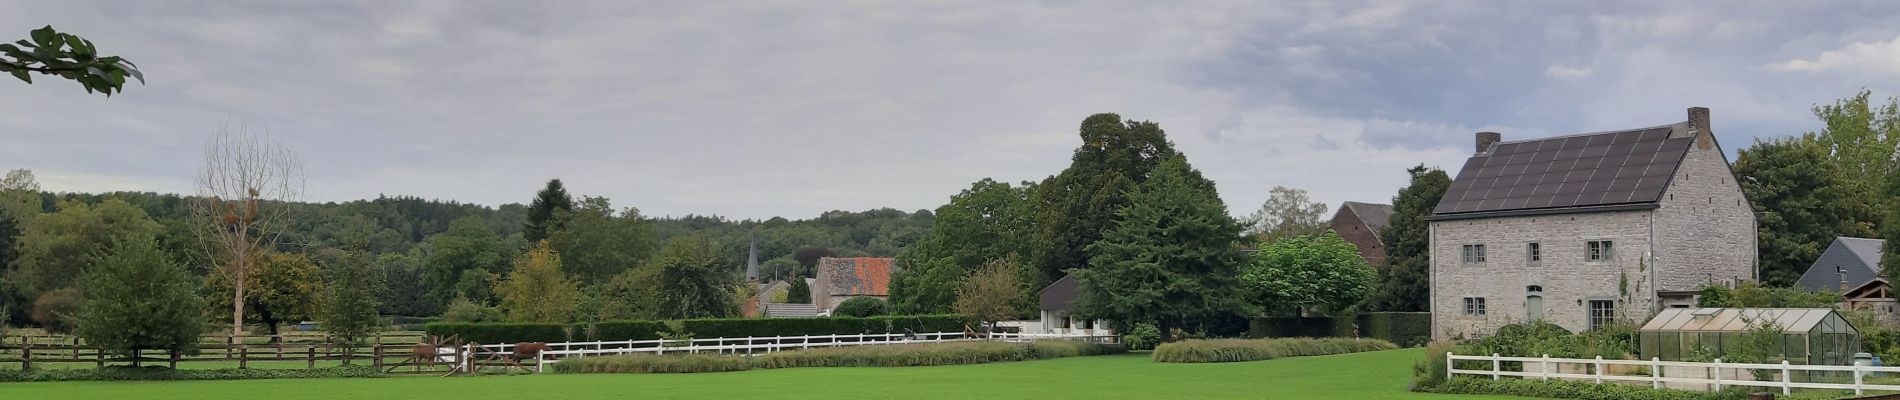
552,341,1126,373
1245,312,1431,347
425,315,970,344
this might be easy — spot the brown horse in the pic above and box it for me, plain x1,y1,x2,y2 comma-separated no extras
501,342,551,373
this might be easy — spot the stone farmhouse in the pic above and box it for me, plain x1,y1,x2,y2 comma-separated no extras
1429,107,1756,339
810,257,897,313
1331,201,1395,266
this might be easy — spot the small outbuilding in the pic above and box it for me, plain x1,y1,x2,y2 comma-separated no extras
1638,308,1860,365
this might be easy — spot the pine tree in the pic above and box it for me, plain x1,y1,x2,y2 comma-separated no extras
523,179,574,242
786,277,812,304
1367,165,1449,312
76,237,204,365
1073,155,1248,342
1028,113,1178,290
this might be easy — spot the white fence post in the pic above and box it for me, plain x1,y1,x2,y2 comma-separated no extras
1781,360,1791,396
1491,353,1501,381
1855,361,1865,396
1712,358,1723,391
1650,357,1661,389
1541,354,1550,381
1593,356,1603,384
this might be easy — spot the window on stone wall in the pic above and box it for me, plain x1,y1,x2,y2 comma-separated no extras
1589,300,1616,330
1463,297,1487,315
1462,244,1486,264
1527,242,1541,263
1587,240,1614,262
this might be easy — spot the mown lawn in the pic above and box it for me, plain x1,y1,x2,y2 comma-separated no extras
0,349,1523,399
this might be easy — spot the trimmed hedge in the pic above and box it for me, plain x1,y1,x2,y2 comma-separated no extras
1357,312,1431,347
424,315,970,344
0,365,386,382
553,341,1126,373
1245,312,1431,347
1151,337,1397,363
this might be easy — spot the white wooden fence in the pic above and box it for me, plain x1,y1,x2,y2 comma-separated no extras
446,332,1118,373
1448,353,1900,396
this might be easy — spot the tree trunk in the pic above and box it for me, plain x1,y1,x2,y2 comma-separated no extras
1158,320,1175,343
231,250,247,337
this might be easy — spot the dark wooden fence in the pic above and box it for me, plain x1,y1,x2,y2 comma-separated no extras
0,332,429,372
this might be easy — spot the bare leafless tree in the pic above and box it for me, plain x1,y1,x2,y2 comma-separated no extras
195,124,304,336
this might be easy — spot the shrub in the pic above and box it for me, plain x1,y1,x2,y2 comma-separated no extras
833,297,888,317
588,320,668,341
1466,322,1637,363
1151,337,1396,363
552,353,750,374
423,322,570,344
1123,323,1161,351
31,288,81,334
1410,340,1458,391
0,365,385,382
442,298,504,323
1247,316,1354,339
1429,377,1771,400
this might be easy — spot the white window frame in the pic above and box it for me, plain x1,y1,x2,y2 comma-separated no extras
1527,242,1541,263
1588,300,1616,330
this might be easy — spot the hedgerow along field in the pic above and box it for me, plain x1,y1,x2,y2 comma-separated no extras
0,349,1527,400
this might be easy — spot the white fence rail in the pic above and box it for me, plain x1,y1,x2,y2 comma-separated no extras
1447,353,1900,396
445,332,1117,373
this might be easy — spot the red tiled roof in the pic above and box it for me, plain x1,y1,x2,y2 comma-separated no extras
819,257,895,296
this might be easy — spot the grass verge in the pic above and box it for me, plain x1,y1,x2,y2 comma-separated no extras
553,341,1125,373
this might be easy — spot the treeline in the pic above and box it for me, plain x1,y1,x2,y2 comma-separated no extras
0,175,932,331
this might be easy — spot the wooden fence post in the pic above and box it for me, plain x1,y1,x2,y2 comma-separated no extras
1650,357,1661,389
20,343,30,371
96,347,105,368
1855,361,1865,396
1782,360,1792,396
169,349,179,369
225,335,234,359
306,345,316,370
1445,352,1454,381
1712,358,1723,391
1541,354,1550,381
1491,353,1501,380
276,340,284,359
239,346,249,369
372,344,383,370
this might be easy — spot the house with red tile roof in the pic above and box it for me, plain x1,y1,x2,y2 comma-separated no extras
811,257,898,313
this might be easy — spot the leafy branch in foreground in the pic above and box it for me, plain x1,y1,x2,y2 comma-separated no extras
0,25,144,96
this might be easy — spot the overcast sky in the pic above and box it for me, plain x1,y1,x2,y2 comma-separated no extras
6,1,1900,220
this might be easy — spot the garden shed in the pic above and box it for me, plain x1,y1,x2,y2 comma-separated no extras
1638,308,1860,365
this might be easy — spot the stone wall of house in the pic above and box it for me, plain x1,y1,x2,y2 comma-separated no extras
1330,208,1387,266
1430,210,1655,339
1650,130,1756,293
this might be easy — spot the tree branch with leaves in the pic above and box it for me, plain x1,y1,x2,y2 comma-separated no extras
1,26,143,96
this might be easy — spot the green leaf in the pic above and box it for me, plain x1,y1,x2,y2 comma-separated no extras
29,26,58,47
8,68,28,83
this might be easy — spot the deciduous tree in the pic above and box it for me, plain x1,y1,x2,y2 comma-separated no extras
891,178,1034,314
548,196,655,282
1736,134,1875,286
318,249,383,362
494,241,580,323
953,258,1023,331
1242,232,1375,316
195,126,304,336
1030,114,1179,289
1244,186,1331,243
1366,165,1449,312
4,199,161,313
206,251,319,337
422,216,516,306
650,237,740,319
1074,156,1248,342
76,237,202,365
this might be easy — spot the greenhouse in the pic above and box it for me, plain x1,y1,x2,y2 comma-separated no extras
1638,308,1859,365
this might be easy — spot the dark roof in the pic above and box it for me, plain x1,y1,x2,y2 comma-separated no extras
817,257,896,296
1341,201,1395,234
1038,274,1079,311
1796,237,1886,293
1431,123,1694,220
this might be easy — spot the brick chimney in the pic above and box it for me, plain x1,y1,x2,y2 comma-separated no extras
1475,132,1502,154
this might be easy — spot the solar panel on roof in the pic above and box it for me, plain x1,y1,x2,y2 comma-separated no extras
1434,124,1695,217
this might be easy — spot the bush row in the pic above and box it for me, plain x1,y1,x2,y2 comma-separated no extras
425,315,970,344
552,341,1126,373
1245,312,1431,347
0,365,386,382
1150,337,1397,363
1425,377,1847,400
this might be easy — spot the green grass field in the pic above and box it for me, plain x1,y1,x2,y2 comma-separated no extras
0,349,1522,399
